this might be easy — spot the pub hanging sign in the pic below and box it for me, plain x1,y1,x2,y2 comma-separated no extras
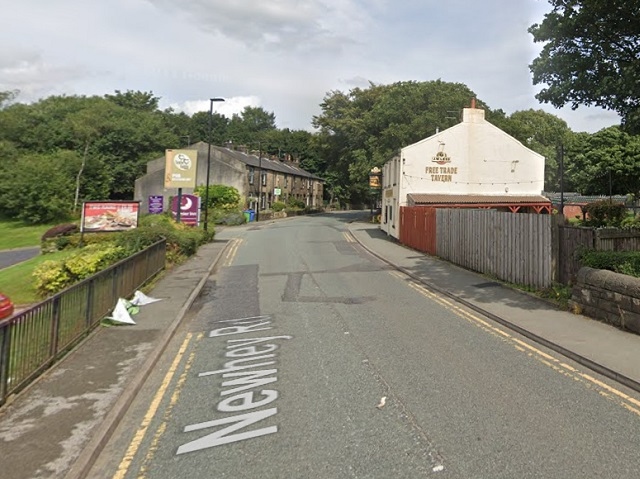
369,167,382,189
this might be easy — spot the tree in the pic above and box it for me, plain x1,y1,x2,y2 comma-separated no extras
312,80,482,205
0,150,79,223
0,90,19,109
529,0,640,132
189,111,229,145
226,106,277,145
564,127,640,197
105,90,160,112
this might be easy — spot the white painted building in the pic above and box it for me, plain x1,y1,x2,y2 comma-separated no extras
381,104,549,238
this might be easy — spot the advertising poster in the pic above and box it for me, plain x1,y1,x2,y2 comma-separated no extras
171,194,200,226
164,149,198,189
81,201,140,232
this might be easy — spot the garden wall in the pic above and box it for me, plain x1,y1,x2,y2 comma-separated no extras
570,267,640,334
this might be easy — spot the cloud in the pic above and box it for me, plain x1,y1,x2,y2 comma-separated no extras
0,0,622,133
147,0,376,53
167,95,261,117
0,50,92,101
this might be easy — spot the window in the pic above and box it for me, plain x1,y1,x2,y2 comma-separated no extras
249,167,255,185
284,175,288,187
261,171,267,186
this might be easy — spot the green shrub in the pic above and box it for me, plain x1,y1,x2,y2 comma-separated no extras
286,198,305,210
579,249,640,278
194,185,241,209
272,201,286,212
34,213,209,295
584,200,627,227
620,214,640,228
32,244,128,296
211,208,245,226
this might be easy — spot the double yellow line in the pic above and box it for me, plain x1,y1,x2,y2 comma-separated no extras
113,237,244,477
392,271,640,418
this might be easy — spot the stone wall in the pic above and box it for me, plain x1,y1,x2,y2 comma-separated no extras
570,267,640,334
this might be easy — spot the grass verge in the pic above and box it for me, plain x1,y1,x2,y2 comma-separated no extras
0,250,76,305
0,220,56,250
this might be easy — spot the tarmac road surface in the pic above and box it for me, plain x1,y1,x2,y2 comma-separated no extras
0,246,40,270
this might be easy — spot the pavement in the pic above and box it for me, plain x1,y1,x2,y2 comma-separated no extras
1,218,640,479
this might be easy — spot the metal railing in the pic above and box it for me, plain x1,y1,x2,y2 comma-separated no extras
0,240,166,406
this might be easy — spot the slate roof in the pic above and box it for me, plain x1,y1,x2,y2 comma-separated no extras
188,142,322,181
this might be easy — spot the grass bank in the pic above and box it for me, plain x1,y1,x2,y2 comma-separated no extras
0,220,54,250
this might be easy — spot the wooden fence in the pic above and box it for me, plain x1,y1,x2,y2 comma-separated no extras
398,206,640,289
436,209,553,289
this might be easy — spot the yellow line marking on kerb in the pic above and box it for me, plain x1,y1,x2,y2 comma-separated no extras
138,333,203,478
399,273,640,419
223,238,242,267
113,333,194,479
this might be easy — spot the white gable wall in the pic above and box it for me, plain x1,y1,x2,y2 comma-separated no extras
381,107,546,238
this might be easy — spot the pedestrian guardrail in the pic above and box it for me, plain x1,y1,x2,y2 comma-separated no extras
0,240,166,406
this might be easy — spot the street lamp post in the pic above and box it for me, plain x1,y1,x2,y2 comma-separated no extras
256,143,262,222
204,97,225,232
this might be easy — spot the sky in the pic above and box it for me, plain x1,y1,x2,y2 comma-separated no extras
1,0,622,134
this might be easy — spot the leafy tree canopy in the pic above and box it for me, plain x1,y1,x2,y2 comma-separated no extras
312,80,483,205
529,0,640,132
105,90,160,112
564,126,640,196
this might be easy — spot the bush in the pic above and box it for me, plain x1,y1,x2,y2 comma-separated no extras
620,214,640,228
579,249,640,278
194,185,241,209
34,213,209,295
210,208,245,226
41,223,79,240
286,198,305,210
115,223,203,259
272,201,286,212
584,200,627,227
33,244,128,296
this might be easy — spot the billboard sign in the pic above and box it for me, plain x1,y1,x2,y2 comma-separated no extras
81,201,140,232
164,149,198,189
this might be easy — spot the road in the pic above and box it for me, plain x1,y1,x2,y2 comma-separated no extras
88,213,640,479
0,247,40,270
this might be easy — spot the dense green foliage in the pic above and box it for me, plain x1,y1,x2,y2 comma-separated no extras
195,184,242,210
562,127,640,196
529,0,640,133
582,200,627,227
0,90,316,224
312,80,486,206
33,244,128,296
579,250,640,278
2,46,639,221
34,214,209,295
